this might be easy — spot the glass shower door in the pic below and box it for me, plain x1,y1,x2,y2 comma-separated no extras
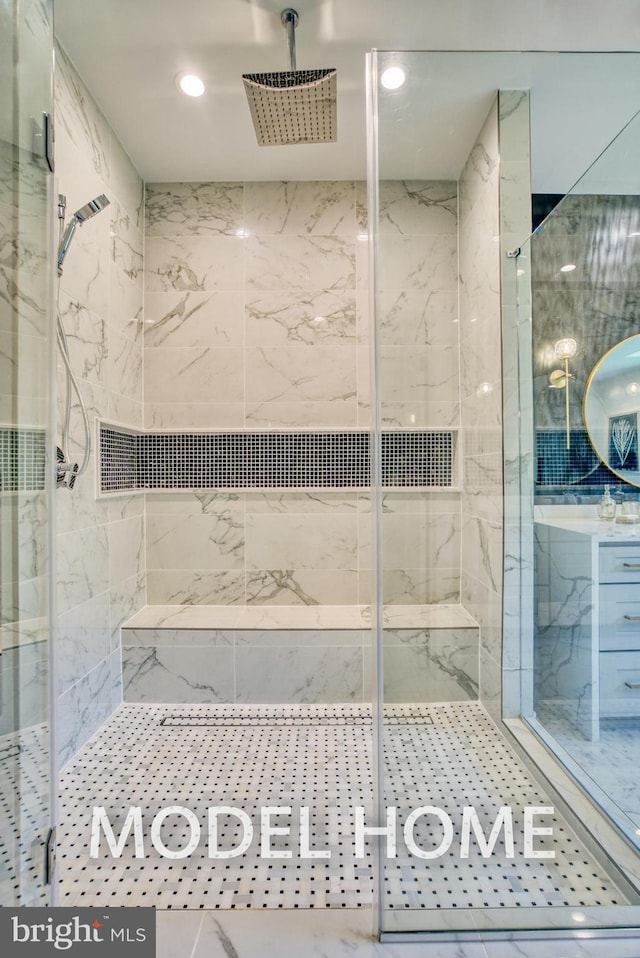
369,49,640,939
0,0,54,906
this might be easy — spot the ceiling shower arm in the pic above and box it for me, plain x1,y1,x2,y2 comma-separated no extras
281,8,298,71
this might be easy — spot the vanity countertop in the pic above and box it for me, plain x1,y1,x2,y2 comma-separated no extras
535,505,640,541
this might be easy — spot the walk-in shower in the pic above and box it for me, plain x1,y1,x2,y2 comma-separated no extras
4,2,640,942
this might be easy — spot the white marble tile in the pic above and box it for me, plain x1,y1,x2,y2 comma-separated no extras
110,197,143,285
462,515,503,596
57,655,117,769
0,264,47,339
145,491,244,516
144,290,244,347
144,345,244,404
188,907,488,958
483,935,640,958
235,645,363,703
123,628,233,647
245,568,359,605
378,180,457,235
144,401,244,430
55,44,111,183
382,629,479,702
380,401,460,429
382,568,460,605
244,181,355,235
146,569,245,606
0,636,48,734
245,234,355,290
246,514,357,570
108,391,142,428
123,646,234,703
499,90,531,161
109,571,146,650
380,345,458,403
245,290,356,345
109,263,143,344
245,400,359,429
245,491,359,515
145,235,244,291
146,514,244,571
381,512,460,571
109,132,144,229
56,591,111,695
56,523,109,616
108,514,144,586
245,345,356,403
234,629,365,647
378,235,457,291
108,326,143,404
378,289,458,346
155,911,202,958
145,182,244,236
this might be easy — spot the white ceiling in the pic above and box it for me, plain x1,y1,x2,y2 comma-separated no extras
54,0,640,188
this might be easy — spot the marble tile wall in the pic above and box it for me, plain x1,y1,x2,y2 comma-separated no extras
54,45,146,767
458,99,504,721
121,624,477,705
143,179,461,612
0,131,50,739
498,91,535,718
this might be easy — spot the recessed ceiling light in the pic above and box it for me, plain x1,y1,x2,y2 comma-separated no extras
178,73,205,97
560,263,576,272
380,66,406,90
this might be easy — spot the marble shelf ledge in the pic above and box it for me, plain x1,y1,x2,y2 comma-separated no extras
122,603,478,632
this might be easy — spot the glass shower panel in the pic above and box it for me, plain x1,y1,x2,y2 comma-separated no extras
0,0,54,906
519,106,640,855
371,49,640,938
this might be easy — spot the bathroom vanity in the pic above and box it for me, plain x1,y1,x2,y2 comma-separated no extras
534,508,640,740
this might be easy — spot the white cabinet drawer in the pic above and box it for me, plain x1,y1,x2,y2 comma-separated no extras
600,651,640,717
599,545,640,583
600,584,640,651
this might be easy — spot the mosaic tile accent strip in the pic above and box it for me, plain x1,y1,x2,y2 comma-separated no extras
0,427,47,492
99,425,457,493
100,427,138,493
535,429,624,491
57,702,623,911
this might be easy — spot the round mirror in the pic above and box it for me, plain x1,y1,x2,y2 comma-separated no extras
584,334,640,487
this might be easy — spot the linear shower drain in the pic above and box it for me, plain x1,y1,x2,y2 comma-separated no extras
159,712,434,728
160,713,372,727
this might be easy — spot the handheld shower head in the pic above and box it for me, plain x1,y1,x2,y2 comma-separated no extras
57,193,110,276
74,194,110,223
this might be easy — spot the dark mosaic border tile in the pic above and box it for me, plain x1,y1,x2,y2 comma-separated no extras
100,425,456,493
0,427,47,492
535,428,625,492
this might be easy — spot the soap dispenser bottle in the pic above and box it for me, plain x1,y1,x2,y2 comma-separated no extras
597,484,616,521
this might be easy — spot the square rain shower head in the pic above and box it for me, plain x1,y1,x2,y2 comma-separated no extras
242,69,337,146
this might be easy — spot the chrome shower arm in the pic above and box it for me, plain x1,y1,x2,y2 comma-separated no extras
281,8,298,71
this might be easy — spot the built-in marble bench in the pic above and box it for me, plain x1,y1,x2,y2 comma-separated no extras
121,604,479,706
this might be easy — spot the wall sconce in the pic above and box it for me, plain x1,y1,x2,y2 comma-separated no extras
549,338,578,449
